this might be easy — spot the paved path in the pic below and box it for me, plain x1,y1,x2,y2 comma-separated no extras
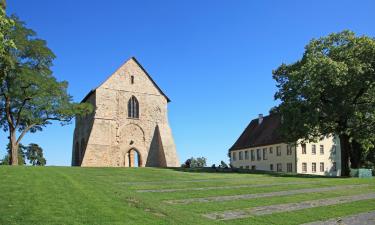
301,210,375,225
121,177,286,186
137,181,323,193
165,184,368,204
203,193,375,220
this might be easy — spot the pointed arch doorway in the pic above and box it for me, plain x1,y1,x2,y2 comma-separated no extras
126,148,142,167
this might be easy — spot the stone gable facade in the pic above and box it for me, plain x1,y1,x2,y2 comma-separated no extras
72,57,179,167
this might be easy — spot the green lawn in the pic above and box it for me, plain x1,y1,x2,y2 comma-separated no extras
0,167,374,225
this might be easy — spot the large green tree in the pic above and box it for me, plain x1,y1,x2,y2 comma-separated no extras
1,143,26,165
0,15,92,165
0,0,15,81
25,143,46,166
273,31,375,176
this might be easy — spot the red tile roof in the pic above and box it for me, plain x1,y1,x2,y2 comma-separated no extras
229,114,284,151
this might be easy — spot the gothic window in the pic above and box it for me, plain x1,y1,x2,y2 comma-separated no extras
128,96,139,118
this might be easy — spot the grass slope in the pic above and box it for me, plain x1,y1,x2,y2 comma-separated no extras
0,167,374,225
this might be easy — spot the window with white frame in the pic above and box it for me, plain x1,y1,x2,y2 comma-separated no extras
302,144,307,154
270,164,274,171
287,163,293,173
312,163,316,173
239,151,243,160
257,149,261,160
312,144,316,155
269,147,273,154
287,145,292,155
245,151,249,160
276,146,281,156
263,148,267,160
232,152,237,161
277,163,282,172
320,162,324,172
251,150,255,161
320,145,324,155
302,163,307,173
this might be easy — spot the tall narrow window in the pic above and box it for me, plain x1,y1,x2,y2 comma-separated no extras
312,163,316,173
263,148,267,160
232,152,237,161
131,75,134,84
277,146,282,156
128,96,139,118
287,145,292,155
257,149,261,160
312,144,316,155
302,163,307,173
302,144,307,154
320,162,324,172
287,163,293,173
277,163,282,172
245,151,249,160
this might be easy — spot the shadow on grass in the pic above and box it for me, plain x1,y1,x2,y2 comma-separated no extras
165,167,346,179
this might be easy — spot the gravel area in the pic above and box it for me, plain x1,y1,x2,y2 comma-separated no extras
301,210,375,225
165,184,369,204
202,193,375,220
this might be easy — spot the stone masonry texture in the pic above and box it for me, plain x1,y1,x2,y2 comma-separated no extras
72,57,179,167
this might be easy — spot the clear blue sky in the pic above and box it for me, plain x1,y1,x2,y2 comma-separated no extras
2,0,374,166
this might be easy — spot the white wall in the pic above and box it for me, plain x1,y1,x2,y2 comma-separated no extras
296,135,341,176
230,135,341,176
230,143,296,173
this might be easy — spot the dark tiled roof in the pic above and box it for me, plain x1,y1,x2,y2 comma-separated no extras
229,114,284,151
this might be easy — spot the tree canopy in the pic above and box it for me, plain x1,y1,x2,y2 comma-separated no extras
0,15,92,165
25,143,46,166
0,0,15,81
273,30,375,176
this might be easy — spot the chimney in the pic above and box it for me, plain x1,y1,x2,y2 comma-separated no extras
258,114,263,125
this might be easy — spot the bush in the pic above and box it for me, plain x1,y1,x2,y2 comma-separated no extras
181,157,207,168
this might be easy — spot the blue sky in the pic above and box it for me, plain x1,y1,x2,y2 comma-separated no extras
2,0,375,166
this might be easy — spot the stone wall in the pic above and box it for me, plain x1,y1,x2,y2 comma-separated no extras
72,57,179,167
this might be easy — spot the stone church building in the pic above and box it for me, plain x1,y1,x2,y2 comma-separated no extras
72,57,179,167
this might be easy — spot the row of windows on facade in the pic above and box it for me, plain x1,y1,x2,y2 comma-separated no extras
302,162,337,173
232,144,333,161
239,162,336,173
239,163,294,173
301,144,335,155
231,145,293,161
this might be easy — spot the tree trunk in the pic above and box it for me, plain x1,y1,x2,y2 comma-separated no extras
10,130,19,166
350,140,362,169
339,133,351,176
